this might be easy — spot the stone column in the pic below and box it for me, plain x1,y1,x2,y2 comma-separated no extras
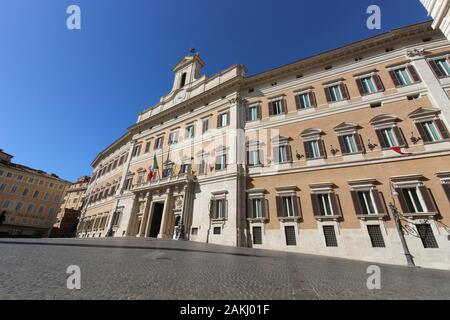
137,192,152,237
158,188,173,239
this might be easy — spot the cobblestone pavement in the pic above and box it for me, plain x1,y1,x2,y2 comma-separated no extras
0,238,449,300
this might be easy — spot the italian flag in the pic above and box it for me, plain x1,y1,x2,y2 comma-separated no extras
148,154,159,181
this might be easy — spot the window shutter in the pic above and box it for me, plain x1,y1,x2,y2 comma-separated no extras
428,60,444,78
418,186,438,213
435,119,450,139
389,70,401,87
356,78,365,95
295,95,301,109
338,136,348,155
226,111,230,126
247,151,252,166
292,196,301,217
442,183,450,202
286,145,292,162
210,200,216,219
395,188,411,214
257,105,262,120
246,107,251,122
272,147,280,163
276,196,284,217
375,129,387,148
304,142,312,159
258,149,264,165
340,83,350,100
310,194,320,216
224,199,228,220
351,191,363,215
330,193,341,215
324,87,332,102
407,65,421,83
268,102,274,116
318,140,327,158
393,127,407,147
373,74,385,92
415,122,431,143
355,134,365,153
216,115,221,128
309,92,317,107
280,99,287,114
371,190,386,214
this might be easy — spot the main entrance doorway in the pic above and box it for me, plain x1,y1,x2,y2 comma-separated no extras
149,202,164,238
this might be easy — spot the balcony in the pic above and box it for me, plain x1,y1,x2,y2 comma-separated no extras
130,173,196,192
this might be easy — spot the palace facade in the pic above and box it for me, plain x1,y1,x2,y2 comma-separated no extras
78,22,450,270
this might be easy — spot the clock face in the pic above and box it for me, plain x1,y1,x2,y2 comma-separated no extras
175,90,186,102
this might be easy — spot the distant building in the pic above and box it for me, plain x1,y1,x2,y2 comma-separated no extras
51,176,90,238
0,149,71,238
421,0,450,41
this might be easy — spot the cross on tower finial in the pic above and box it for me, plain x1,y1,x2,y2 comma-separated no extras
189,47,197,56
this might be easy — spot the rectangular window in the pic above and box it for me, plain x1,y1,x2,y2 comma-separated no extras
380,128,399,147
154,136,163,149
2,200,10,209
357,191,377,215
252,226,262,245
343,134,358,154
418,121,442,142
248,150,262,166
213,227,221,235
401,188,425,213
185,125,195,139
328,85,344,102
218,112,229,128
277,145,289,163
394,68,413,86
435,59,450,77
197,159,206,175
144,139,152,153
10,186,17,194
247,105,259,121
131,145,141,158
281,196,295,217
215,154,227,171
26,204,34,214
0,184,5,192
180,163,191,174
360,76,377,94
252,198,264,218
38,206,45,214
162,166,173,178
168,131,179,145
318,194,333,216
137,172,145,185
306,140,322,159
216,199,225,219
191,227,198,235
367,225,386,248
15,202,22,212
202,118,210,133
323,225,338,247
416,224,439,248
269,100,285,116
296,93,313,109
284,226,297,246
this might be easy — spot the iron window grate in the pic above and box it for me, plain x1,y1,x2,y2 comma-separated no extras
323,225,338,247
284,226,297,246
213,227,221,235
416,224,439,248
252,226,262,245
367,225,386,248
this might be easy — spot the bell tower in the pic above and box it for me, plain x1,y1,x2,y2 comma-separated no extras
171,50,205,92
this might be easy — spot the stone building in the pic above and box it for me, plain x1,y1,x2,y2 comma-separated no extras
51,176,90,237
0,149,71,237
78,21,450,270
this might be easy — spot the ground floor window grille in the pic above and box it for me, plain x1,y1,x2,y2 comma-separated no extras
416,224,439,248
323,225,338,247
213,227,221,235
367,225,385,248
252,226,262,245
284,226,297,246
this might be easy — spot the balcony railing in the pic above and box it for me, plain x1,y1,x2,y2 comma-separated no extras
130,172,196,192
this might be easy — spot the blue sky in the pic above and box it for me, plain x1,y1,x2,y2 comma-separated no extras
0,0,429,182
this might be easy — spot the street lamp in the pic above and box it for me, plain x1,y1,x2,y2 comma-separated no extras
388,202,415,267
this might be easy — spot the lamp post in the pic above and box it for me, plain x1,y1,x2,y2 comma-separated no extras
388,202,415,267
